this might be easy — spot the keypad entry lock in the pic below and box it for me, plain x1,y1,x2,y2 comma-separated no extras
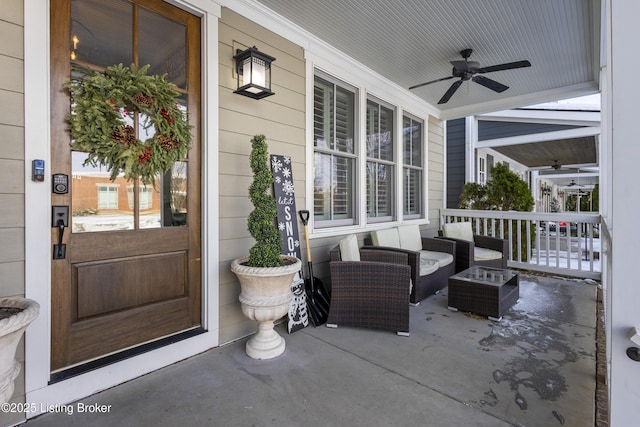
52,206,69,260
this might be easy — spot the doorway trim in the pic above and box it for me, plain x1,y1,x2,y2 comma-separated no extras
23,0,220,415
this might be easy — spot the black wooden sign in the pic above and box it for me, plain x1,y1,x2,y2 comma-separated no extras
270,154,308,333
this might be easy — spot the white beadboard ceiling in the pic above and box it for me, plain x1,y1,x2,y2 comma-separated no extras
255,0,601,119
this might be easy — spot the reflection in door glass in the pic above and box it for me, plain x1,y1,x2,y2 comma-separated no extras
139,161,188,229
72,151,134,232
71,0,133,67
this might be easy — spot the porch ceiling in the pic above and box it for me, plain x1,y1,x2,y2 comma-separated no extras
255,0,601,120
492,136,598,170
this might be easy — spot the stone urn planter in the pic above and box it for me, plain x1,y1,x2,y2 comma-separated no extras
0,297,39,404
231,256,301,359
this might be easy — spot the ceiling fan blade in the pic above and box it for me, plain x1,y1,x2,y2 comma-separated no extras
476,60,531,74
438,79,463,104
409,75,455,90
472,75,509,93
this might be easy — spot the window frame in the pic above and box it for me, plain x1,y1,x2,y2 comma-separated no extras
402,113,424,220
312,72,359,228
308,65,432,235
366,96,396,223
478,156,486,185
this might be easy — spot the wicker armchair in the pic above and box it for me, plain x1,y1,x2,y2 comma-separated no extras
327,246,412,336
439,222,508,273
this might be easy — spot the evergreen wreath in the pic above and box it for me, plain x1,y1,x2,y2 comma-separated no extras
67,63,192,185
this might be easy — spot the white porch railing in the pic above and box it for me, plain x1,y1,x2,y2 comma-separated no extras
441,209,602,280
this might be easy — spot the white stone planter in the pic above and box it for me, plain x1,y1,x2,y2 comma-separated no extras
0,297,39,404
231,256,301,360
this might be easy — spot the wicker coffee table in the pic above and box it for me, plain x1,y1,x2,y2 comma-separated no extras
447,266,519,320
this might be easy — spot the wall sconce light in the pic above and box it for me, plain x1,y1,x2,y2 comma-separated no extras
233,46,276,100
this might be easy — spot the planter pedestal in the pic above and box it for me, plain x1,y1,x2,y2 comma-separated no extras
0,298,39,404
231,256,301,360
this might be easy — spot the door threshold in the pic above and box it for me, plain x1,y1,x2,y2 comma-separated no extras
49,327,206,384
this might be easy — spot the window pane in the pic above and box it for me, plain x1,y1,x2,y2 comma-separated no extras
313,75,356,226
335,87,354,154
403,117,422,167
72,151,134,233
367,162,393,219
366,101,393,161
403,115,423,218
313,79,333,149
314,153,354,224
404,168,422,216
138,7,187,89
71,0,133,67
165,161,188,226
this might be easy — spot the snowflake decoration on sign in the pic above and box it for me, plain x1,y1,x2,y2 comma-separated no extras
294,239,300,247
282,167,292,179
284,156,291,164
274,176,282,184
271,157,283,173
278,222,285,231
282,180,295,196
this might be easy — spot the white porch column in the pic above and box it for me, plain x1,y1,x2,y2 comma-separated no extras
607,0,640,424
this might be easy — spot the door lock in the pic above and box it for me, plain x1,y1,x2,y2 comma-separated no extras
52,206,69,260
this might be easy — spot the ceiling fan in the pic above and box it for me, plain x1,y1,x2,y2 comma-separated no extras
409,48,531,104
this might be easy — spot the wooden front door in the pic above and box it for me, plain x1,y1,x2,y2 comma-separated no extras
50,0,201,373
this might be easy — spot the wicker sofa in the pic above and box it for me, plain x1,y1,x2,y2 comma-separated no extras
363,225,456,305
328,236,412,336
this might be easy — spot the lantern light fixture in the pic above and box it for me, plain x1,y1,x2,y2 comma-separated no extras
233,46,276,100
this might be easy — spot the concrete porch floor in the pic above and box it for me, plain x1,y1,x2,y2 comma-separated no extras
24,273,598,427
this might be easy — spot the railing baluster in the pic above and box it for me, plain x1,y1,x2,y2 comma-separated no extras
439,209,600,279
526,219,531,263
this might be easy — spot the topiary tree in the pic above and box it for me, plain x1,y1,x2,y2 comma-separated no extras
247,134,283,267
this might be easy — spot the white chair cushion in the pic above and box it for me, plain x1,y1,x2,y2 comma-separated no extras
420,250,454,268
339,234,360,261
397,224,423,251
419,257,439,276
474,247,503,261
371,228,400,248
443,222,474,242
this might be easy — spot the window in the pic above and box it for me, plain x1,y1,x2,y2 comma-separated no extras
478,157,486,185
313,76,357,227
98,185,118,209
366,99,395,221
312,70,429,229
127,185,153,210
403,115,423,217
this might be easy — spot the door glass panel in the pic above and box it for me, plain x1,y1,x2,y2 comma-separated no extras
71,151,134,232
136,161,188,230
71,0,133,67
139,7,187,89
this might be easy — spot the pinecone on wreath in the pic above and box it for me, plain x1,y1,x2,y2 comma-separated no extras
133,93,154,107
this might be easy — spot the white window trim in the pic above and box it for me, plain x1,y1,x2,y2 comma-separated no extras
365,95,397,223
306,55,434,237
401,111,426,220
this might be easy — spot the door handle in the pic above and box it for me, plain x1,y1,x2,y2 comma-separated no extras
52,206,69,260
